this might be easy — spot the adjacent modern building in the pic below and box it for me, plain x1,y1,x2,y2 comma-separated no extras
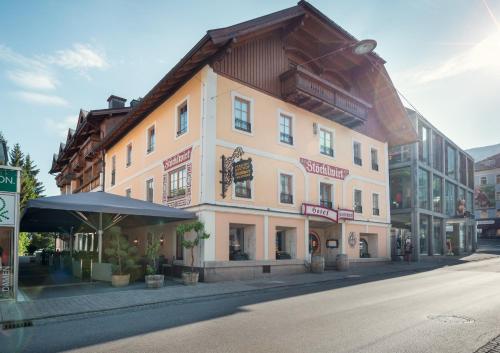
474,153,500,237
389,109,476,260
51,1,417,281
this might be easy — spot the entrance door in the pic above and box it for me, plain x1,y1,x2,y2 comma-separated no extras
309,233,320,255
360,238,369,258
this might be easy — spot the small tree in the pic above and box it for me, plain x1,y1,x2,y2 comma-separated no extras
176,221,210,274
104,227,139,276
145,233,161,275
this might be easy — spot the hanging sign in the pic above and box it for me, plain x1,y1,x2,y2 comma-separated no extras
299,157,349,180
232,158,253,183
301,203,338,222
220,147,244,198
0,169,17,193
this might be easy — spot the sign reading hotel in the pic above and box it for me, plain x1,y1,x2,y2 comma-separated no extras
299,157,349,180
302,203,338,223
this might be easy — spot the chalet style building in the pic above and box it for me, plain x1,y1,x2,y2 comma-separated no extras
51,1,417,281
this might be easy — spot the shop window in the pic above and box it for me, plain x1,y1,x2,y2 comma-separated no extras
389,145,411,165
432,132,443,171
235,180,251,199
371,148,379,171
177,101,188,137
276,229,296,259
432,218,443,255
229,225,255,260
390,167,411,209
320,182,333,208
279,173,293,204
234,96,251,133
279,114,293,145
176,232,183,260
0,228,14,299
419,214,430,255
418,123,430,165
353,141,362,166
354,189,362,213
445,144,456,179
433,175,442,213
146,178,154,202
126,143,132,167
372,193,380,215
111,155,116,186
418,168,430,210
147,125,155,154
320,129,334,157
169,166,187,199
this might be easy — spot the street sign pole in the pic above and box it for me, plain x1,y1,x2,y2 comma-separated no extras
0,165,21,301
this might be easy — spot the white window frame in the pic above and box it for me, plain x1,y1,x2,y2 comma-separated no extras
318,180,335,209
145,177,155,202
352,139,363,167
146,122,156,155
318,125,335,160
174,96,190,140
353,188,363,214
168,165,188,199
278,170,295,206
277,109,295,147
126,142,132,168
231,91,254,136
480,176,487,185
372,192,380,216
370,147,379,172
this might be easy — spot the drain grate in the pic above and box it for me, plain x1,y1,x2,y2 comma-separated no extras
428,315,474,324
2,320,33,330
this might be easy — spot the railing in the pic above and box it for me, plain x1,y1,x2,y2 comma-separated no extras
373,208,380,216
280,193,293,204
82,136,100,160
235,118,251,132
70,154,83,173
354,157,363,166
280,133,293,145
73,174,100,194
354,205,363,213
280,66,371,121
372,162,379,171
320,146,334,157
168,188,186,199
320,200,333,209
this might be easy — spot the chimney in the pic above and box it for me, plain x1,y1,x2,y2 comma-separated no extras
130,98,142,108
107,95,127,109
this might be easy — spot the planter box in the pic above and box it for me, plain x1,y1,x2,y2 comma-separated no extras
182,272,199,285
92,262,112,282
145,274,165,289
111,274,130,287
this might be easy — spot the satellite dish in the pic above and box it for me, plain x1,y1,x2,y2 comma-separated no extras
352,39,377,55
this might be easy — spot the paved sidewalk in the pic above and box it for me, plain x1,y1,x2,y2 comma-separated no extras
1,254,497,326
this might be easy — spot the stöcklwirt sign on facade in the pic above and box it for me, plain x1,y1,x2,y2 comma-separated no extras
299,157,349,180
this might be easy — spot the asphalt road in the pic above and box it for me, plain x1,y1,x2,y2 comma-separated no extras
3,255,500,352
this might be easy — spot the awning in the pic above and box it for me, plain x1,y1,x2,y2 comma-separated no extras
20,192,197,262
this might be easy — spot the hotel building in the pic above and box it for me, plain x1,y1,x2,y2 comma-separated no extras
52,1,417,281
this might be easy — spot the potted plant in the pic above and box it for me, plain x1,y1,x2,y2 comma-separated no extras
145,233,164,288
176,221,210,285
104,227,139,287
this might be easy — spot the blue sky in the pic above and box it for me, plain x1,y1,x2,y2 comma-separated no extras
1,0,499,196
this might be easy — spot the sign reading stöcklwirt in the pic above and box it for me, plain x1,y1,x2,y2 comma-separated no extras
232,158,253,183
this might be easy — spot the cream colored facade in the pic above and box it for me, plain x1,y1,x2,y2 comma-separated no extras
105,66,391,281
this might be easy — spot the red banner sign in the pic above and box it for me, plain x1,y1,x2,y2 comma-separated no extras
301,203,338,223
299,157,349,180
163,147,192,171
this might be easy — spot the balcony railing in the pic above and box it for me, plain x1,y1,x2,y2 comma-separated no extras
73,174,100,194
280,66,371,127
354,205,363,213
320,200,333,209
354,157,363,166
372,162,379,171
168,188,186,199
280,133,293,145
320,146,334,157
82,135,100,160
373,208,380,216
235,118,251,132
280,193,293,204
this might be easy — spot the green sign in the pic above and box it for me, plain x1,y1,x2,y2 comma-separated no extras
0,168,17,193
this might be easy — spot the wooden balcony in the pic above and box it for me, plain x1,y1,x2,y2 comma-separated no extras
73,173,101,194
82,135,100,160
280,66,371,128
70,154,83,173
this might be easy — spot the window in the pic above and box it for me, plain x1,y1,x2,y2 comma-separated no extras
280,173,293,204
497,175,500,184
229,226,248,260
371,148,379,171
496,192,500,201
480,177,487,185
445,144,456,179
146,178,154,202
354,189,362,213
320,129,334,157
459,153,467,185
390,167,411,209
276,229,295,259
419,214,430,255
169,166,187,199
320,182,333,208
125,188,131,198
445,182,456,216
111,155,116,186
147,125,155,153
433,175,442,213
418,123,430,165
353,141,362,166
279,114,293,145
466,192,473,213
433,219,443,255
432,132,443,171
176,232,183,260
126,144,132,167
418,168,429,210
389,145,411,164
372,193,380,215
235,180,251,199
234,96,251,133
467,158,474,189
177,102,188,136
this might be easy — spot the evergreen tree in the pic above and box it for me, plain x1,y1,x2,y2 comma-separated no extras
24,154,45,196
20,168,37,210
9,143,24,168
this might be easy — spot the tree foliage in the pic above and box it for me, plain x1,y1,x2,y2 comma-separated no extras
18,232,30,255
176,221,210,273
104,227,140,275
145,233,161,275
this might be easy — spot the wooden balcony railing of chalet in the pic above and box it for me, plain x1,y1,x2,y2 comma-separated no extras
73,173,101,194
82,135,100,160
280,66,372,127
69,154,83,173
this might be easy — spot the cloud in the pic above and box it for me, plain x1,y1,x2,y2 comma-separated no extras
0,44,45,69
7,70,58,90
401,31,500,85
45,116,77,137
15,91,69,107
45,43,108,70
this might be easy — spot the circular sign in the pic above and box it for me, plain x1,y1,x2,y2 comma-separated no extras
348,232,357,248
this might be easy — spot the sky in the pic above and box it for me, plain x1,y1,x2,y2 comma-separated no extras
0,0,499,196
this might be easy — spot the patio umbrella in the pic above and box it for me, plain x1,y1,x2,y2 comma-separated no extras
20,192,197,262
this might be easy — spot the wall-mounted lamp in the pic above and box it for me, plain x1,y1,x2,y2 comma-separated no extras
133,239,139,245
160,236,164,246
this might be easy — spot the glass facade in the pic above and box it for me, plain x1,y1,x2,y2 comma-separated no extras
446,144,456,179
418,168,429,209
389,145,411,165
432,132,443,171
419,214,430,255
445,181,456,217
418,123,430,165
432,218,443,255
390,167,411,209
433,175,442,213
